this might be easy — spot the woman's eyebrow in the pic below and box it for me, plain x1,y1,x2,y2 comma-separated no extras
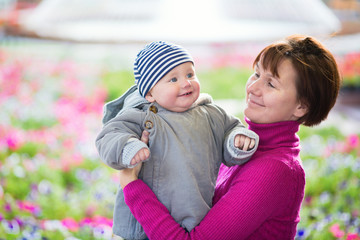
256,62,279,82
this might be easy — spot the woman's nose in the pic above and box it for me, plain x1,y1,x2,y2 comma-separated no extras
247,78,260,94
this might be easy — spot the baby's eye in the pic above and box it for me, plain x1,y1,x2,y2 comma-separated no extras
170,77,177,83
187,73,193,78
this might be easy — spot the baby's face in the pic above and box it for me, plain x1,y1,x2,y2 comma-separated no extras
145,62,200,112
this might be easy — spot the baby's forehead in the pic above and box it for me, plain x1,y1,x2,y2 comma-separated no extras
166,62,194,73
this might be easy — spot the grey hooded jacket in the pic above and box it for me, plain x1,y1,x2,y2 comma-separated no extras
95,85,259,239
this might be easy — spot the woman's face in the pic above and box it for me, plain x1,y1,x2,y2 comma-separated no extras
244,59,307,124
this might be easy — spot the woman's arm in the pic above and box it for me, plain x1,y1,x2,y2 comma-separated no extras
120,147,292,239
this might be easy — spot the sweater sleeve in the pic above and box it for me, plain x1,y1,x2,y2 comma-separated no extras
123,159,296,240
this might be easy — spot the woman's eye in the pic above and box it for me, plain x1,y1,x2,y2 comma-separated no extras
170,78,177,82
254,72,260,78
268,81,275,88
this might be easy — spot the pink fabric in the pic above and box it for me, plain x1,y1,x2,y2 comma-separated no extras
123,119,305,240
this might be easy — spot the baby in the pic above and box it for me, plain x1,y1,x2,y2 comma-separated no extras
95,41,259,240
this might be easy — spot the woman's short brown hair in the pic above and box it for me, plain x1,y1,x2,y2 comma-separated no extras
253,35,341,126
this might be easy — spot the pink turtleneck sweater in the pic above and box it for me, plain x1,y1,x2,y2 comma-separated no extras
123,119,305,240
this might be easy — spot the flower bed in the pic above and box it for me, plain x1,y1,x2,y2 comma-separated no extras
0,50,116,239
338,52,360,105
296,127,360,239
0,48,359,239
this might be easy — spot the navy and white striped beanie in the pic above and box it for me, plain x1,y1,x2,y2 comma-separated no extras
134,41,194,97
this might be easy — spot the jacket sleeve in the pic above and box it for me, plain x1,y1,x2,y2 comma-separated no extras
208,103,259,166
223,126,259,166
95,109,148,170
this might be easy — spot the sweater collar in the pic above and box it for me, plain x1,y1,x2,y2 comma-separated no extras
245,118,300,149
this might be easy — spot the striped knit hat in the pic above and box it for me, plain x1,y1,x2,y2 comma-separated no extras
134,41,194,97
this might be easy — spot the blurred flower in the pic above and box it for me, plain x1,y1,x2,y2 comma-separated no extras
41,219,65,232
0,63,22,101
296,228,305,238
17,200,41,216
4,128,23,151
4,202,12,212
80,215,112,228
38,179,53,195
93,225,112,239
61,217,79,232
1,219,20,234
330,223,345,238
340,52,360,88
319,191,330,204
347,135,359,148
347,233,360,240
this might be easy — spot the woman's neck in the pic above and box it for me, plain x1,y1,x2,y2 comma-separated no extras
245,118,300,149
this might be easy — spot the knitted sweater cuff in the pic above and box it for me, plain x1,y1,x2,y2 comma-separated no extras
225,128,259,165
122,139,149,168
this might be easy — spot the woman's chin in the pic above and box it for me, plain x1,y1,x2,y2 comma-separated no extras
244,109,259,123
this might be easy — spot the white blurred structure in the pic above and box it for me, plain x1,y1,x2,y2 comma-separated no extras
16,0,341,43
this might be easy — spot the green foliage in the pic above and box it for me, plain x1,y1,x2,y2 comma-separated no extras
101,70,134,101
12,117,57,130
197,67,251,99
3,174,32,200
298,125,343,141
15,142,44,158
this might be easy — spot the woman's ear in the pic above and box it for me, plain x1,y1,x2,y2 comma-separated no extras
293,102,308,119
145,92,155,103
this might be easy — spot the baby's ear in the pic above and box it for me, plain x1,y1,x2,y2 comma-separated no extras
145,92,155,102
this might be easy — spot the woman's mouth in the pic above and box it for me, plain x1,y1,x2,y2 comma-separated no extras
248,97,265,107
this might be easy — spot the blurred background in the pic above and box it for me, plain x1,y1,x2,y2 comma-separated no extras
0,0,359,239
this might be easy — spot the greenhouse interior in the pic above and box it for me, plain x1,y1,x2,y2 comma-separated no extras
0,0,360,239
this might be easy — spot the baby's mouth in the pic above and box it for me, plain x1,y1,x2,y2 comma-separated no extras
180,92,192,96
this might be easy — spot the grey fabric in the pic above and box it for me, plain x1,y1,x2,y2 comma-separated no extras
96,88,258,240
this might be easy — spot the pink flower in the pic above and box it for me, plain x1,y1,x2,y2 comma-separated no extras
61,217,79,232
329,223,345,238
92,215,113,227
60,153,84,172
341,52,360,78
347,233,360,240
79,217,93,227
347,134,359,148
79,215,113,228
0,63,22,98
5,129,23,151
17,200,41,215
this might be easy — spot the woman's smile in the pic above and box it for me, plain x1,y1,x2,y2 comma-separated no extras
247,95,265,107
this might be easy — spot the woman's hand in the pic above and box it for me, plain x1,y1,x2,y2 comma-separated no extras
119,130,150,189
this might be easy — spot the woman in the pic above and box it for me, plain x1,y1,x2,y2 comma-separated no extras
118,35,341,239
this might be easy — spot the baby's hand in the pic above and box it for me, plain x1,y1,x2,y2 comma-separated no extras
234,134,256,151
130,148,150,165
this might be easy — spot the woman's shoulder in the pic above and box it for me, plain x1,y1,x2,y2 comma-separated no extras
237,153,305,183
